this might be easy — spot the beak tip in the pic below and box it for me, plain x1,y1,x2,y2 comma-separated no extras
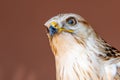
49,25,58,36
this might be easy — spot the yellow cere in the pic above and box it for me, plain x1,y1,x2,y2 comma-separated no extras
51,22,58,28
50,21,74,33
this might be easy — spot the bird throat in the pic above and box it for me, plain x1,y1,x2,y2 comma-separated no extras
50,33,106,80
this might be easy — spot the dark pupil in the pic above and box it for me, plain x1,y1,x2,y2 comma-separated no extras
68,19,74,24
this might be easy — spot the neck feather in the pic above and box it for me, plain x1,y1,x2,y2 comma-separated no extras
50,32,107,80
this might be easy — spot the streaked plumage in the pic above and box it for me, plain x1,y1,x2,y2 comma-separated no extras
44,13,120,80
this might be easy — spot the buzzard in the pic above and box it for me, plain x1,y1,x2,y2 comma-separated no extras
44,13,120,80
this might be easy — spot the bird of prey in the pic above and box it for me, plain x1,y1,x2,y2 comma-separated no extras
44,13,120,80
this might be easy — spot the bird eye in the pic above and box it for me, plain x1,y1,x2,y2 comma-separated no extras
66,17,77,26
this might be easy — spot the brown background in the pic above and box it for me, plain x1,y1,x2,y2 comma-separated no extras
0,0,120,80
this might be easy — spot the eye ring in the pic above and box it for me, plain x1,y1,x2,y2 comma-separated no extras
66,17,77,26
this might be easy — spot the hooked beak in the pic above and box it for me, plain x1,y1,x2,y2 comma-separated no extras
47,21,74,36
48,22,61,36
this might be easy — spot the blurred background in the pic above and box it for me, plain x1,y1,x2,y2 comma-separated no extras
0,0,120,80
